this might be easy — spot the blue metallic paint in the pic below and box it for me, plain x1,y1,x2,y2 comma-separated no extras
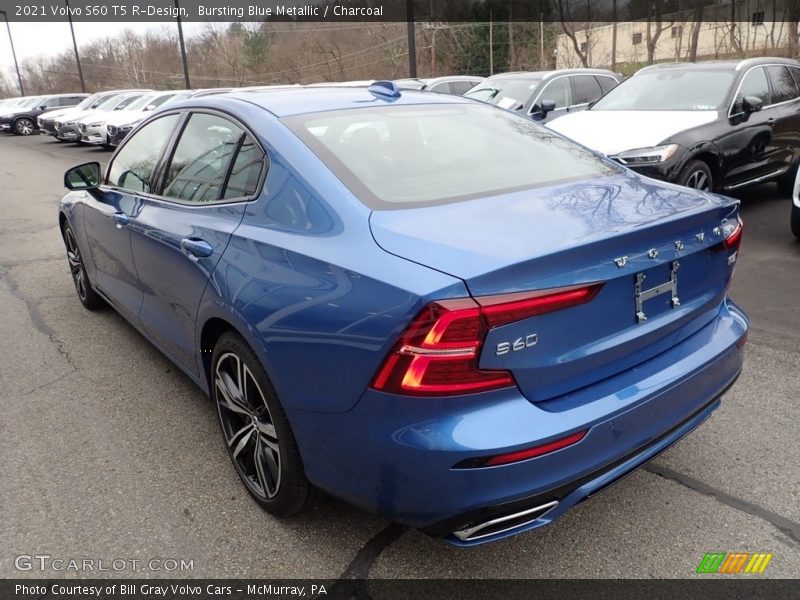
59,88,748,545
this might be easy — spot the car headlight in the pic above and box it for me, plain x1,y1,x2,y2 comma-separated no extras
615,144,679,166
64,121,75,126
120,121,139,131
87,122,104,128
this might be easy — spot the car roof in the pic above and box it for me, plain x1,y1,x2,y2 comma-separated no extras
206,86,472,118
636,57,800,75
484,69,618,80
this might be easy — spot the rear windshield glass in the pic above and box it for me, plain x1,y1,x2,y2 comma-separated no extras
593,69,735,111
285,103,618,210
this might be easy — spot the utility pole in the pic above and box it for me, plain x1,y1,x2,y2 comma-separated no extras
406,0,417,78
65,0,86,92
0,10,24,95
611,0,618,72
175,0,191,88
539,15,544,68
489,10,493,75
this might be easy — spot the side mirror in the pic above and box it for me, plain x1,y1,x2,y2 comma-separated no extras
742,95,763,114
64,162,101,190
540,99,556,115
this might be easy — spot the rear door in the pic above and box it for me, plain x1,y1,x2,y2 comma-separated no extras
569,74,605,114
765,65,800,174
129,111,266,375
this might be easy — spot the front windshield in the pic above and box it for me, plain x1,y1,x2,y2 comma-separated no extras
95,95,125,110
75,94,100,109
464,78,542,109
125,94,157,111
115,94,144,110
592,69,735,111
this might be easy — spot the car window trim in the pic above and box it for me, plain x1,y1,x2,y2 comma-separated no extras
528,74,574,114
728,63,800,118
528,73,617,115
104,107,268,208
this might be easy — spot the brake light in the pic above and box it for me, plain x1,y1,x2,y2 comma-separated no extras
722,217,743,250
371,283,603,397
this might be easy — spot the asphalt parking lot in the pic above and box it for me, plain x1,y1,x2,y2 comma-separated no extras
0,133,798,580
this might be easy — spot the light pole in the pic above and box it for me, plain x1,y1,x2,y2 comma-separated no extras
0,10,24,95
406,0,417,78
65,0,86,92
175,0,191,88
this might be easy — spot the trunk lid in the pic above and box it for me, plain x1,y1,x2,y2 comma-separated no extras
369,173,740,402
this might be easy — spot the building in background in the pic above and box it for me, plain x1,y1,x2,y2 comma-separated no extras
556,0,798,72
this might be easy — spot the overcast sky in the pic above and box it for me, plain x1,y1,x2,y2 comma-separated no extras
0,21,208,89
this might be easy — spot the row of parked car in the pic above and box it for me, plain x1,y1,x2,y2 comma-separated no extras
3,58,800,235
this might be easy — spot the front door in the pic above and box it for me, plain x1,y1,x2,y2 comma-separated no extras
129,112,265,375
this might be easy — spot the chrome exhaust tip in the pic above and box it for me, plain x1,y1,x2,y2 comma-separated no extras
451,500,558,542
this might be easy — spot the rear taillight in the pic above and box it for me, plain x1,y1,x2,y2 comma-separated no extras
722,217,743,250
371,283,603,397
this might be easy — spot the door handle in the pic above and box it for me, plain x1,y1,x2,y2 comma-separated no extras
767,117,776,127
112,212,129,228
180,238,213,259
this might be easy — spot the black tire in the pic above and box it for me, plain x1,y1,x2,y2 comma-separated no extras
791,203,800,239
14,117,35,136
776,162,799,198
211,331,314,515
62,223,104,310
677,159,713,192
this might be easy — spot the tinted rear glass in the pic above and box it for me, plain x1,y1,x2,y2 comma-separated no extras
285,104,619,210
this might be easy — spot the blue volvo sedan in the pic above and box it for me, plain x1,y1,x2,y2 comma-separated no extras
59,82,748,545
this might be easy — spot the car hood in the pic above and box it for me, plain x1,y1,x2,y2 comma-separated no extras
547,110,719,156
104,110,147,126
52,107,89,123
77,110,115,124
41,108,73,121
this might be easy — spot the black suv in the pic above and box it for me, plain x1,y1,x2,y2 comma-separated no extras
549,58,800,195
0,93,87,135
463,69,621,123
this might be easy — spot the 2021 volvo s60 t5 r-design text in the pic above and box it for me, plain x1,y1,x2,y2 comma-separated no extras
59,82,748,545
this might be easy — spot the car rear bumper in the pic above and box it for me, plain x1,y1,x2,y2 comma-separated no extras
287,299,747,545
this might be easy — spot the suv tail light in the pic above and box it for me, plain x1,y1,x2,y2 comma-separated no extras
371,284,603,397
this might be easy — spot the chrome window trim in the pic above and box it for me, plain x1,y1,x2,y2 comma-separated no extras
105,107,268,208
528,73,618,115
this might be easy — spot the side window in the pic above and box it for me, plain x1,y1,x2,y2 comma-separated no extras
735,67,771,112
596,76,618,94
790,67,800,95
162,113,243,203
533,78,571,112
427,82,452,94
766,65,797,104
450,81,475,95
571,75,603,105
107,114,180,193
222,135,265,199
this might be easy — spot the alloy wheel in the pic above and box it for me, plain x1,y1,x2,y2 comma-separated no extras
214,351,281,500
65,228,88,301
685,169,710,191
16,118,34,135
